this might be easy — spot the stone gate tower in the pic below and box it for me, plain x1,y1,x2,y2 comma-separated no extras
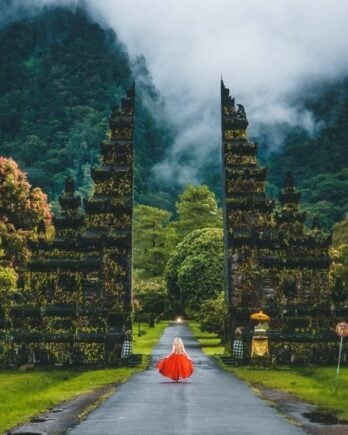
221,81,337,363
221,80,274,349
4,85,135,365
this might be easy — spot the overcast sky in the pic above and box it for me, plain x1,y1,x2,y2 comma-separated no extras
4,0,348,183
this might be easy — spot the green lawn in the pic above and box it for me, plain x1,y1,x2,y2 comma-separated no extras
189,321,224,355
233,366,348,420
133,320,168,354
0,320,168,434
0,368,136,434
190,322,348,419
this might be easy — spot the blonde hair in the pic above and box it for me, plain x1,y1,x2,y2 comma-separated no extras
172,337,185,353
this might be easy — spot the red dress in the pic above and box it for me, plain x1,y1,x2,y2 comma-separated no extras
156,351,194,381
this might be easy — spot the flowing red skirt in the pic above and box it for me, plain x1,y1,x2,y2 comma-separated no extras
156,353,193,380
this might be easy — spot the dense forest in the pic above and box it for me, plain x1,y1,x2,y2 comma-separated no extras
0,6,176,212
259,78,348,230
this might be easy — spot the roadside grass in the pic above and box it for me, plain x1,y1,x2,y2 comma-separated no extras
190,322,348,419
0,320,168,434
189,321,224,355
233,365,348,420
133,320,168,355
0,368,137,434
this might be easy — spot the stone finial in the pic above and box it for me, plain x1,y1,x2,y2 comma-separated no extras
65,176,75,195
221,79,235,109
284,171,295,192
311,215,321,231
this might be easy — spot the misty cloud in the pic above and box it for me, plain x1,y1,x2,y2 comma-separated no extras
2,0,348,184
90,0,348,183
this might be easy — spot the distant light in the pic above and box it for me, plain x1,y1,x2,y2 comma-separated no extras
176,317,183,323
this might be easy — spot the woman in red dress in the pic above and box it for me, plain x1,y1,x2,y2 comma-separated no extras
156,337,193,381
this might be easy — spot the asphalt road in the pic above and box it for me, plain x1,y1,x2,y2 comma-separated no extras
69,323,305,435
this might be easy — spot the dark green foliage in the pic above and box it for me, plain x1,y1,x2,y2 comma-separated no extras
133,186,224,320
167,184,223,250
0,8,129,199
262,78,348,230
133,205,172,278
198,291,226,339
131,55,178,209
0,7,174,207
196,150,223,206
164,227,224,316
134,278,169,321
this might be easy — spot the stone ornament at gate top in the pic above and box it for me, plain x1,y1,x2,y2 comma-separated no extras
335,321,348,337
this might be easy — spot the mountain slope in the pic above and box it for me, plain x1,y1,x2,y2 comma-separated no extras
0,5,175,209
263,78,348,229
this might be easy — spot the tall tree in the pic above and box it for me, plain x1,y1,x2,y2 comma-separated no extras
199,292,227,340
133,205,172,278
168,184,222,249
133,278,169,324
0,157,51,267
165,227,224,316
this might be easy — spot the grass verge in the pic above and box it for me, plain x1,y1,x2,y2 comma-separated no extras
133,320,168,355
232,365,348,420
189,321,224,355
0,320,168,434
190,322,348,420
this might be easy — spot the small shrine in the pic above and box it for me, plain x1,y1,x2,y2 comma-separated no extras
221,80,345,363
3,85,135,365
